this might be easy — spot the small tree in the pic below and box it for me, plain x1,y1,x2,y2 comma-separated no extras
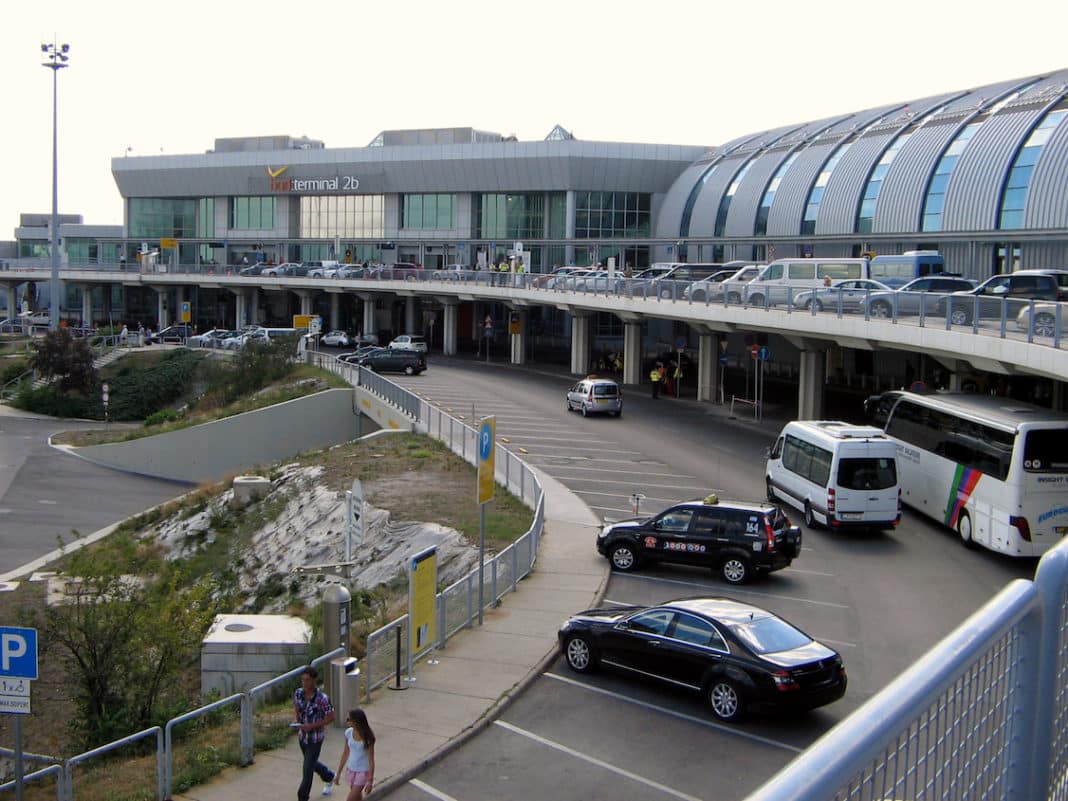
39,534,220,747
30,328,97,393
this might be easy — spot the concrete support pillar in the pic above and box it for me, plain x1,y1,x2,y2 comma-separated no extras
80,285,93,327
156,289,169,330
4,286,16,322
404,297,416,334
570,314,591,374
698,333,721,403
510,310,526,365
103,286,113,324
623,321,642,386
249,288,260,325
230,290,248,330
443,303,458,356
297,291,313,317
947,372,962,392
362,296,376,341
797,350,827,420
329,293,340,331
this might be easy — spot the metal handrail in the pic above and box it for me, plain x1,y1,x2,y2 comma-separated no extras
64,727,163,801
0,763,65,801
163,694,242,800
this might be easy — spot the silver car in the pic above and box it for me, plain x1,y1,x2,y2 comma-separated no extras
792,279,892,312
566,377,623,417
862,276,976,318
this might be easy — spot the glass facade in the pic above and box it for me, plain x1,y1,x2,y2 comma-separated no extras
801,143,851,235
548,192,567,238
230,196,276,230
856,133,913,233
921,122,982,232
129,198,198,238
714,159,756,237
574,192,650,239
300,195,384,238
755,152,799,236
402,194,455,229
478,193,545,240
998,108,1067,229
680,164,718,237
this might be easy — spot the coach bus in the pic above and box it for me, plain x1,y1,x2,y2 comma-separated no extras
883,392,1068,556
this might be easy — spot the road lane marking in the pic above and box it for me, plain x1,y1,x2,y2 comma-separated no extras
528,464,697,479
543,672,803,753
612,572,852,609
410,778,462,801
494,719,708,800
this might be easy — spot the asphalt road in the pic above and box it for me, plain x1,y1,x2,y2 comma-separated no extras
370,355,1035,801
0,410,189,577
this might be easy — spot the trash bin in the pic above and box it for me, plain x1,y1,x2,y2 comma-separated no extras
329,656,360,726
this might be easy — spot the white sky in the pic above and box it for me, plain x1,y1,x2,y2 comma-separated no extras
4,0,1066,236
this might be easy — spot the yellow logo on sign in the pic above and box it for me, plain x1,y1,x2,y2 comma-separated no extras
477,417,496,505
266,165,289,179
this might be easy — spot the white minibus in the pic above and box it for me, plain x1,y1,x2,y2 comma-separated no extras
745,258,871,307
766,421,901,529
883,392,1068,556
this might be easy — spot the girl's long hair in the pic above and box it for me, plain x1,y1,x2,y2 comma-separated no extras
349,708,376,746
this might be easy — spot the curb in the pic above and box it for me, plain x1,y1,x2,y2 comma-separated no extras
373,556,613,797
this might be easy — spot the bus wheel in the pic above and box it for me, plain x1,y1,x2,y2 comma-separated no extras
957,511,974,548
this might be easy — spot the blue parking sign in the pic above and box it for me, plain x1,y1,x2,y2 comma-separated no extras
0,627,38,680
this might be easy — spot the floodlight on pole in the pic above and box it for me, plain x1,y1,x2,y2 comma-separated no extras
42,39,70,332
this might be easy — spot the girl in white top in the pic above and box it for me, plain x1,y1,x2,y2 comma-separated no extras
335,708,376,799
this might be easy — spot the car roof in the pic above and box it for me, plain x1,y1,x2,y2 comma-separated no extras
672,497,776,514
662,597,776,625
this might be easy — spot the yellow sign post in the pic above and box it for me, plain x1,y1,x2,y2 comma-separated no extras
408,547,437,677
476,416,495,624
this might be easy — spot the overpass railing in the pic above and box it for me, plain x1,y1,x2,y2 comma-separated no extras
747,537,1068,801
5,263,1064,351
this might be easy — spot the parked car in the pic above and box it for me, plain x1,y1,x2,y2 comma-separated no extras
596,494,801,584
320,330,352,347
566,376,622,417
791,279,892,312
938,272,1062,325
533,266,583,288
356,348,426,375
261,262,303,277
306,260,341,278
338,346,384,363
238,264,267,276
713,265,765,304
146,324,193,344
862,276,977,318
558,596,847,722
388,334,428,353
682,270,737,302
335,264,367,279
1016,302,1062,337
187,328,228,347
379,263,423,280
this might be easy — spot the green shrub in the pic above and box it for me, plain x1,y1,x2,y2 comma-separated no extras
1,359,30,385
144,408,180,427
105,349,203,421
14,384,95,417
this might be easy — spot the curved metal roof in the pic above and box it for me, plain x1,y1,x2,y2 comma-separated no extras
660,69,1068,240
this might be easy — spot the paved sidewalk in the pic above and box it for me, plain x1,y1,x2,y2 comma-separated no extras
174,469,609,801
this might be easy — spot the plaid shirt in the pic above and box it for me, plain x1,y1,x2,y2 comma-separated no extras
294,687,333,744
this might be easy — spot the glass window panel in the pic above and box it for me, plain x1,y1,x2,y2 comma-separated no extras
925,194,945,214
1002,187,1027,210
1000,209,1024,229
1008,164,1034,189
928,173,950,195
922,213,942,232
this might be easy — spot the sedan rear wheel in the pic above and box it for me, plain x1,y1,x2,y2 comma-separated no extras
950,308,971,326
806,298,823,312
708,678,745,722
1034,312,1056,337
404,365,416,376
564,635,597,674
610,543,638,572
870,300,892,319
582,404,590,417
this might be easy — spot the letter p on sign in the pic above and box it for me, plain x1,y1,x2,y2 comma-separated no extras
0,627,38,680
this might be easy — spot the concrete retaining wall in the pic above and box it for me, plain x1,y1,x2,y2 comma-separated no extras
74,389,384,483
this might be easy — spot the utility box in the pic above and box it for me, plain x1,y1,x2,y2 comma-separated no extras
200,614,311,699
329,656,360,726
322,584,352,655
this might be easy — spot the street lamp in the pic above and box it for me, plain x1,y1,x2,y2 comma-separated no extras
41,40,70,331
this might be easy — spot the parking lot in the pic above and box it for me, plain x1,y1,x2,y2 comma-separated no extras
372,356,1034,801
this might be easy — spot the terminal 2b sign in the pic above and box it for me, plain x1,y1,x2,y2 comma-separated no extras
265,166,360,193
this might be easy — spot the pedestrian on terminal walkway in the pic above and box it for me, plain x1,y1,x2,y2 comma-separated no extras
334,708,376,801
119,324,129,345
650,362,663,399
294,667,337,800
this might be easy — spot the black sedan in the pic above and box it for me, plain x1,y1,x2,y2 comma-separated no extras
558,597,846,722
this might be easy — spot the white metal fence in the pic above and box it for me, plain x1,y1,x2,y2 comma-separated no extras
747,538,1068,801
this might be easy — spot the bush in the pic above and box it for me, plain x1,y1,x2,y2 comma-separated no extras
14,384,95,417
1,359,30,385
106,349,203,421
144,408,180,427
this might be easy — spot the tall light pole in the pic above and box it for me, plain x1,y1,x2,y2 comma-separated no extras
42,40,69,331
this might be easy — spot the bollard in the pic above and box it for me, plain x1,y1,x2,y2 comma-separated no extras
388,625,407,691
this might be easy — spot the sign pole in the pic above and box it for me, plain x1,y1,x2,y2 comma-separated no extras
14,715,23,801
478,503,486,626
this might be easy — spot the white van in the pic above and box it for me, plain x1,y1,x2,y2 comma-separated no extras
766,421,900,530
744,258,871,307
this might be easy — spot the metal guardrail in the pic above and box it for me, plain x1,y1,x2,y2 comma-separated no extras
746,538,1068,801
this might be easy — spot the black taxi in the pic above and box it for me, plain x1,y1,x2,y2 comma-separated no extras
596,495,802,584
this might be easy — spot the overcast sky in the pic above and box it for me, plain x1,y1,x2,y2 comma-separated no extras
4,0,1065,237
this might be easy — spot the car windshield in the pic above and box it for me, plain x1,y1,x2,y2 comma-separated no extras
729,616,811,654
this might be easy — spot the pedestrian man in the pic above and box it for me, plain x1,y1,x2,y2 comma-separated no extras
650,362,663,399
294,667,337,800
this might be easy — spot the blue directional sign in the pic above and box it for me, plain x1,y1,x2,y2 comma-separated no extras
0,627,38,680
719,353,729,366
758,346,771,362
